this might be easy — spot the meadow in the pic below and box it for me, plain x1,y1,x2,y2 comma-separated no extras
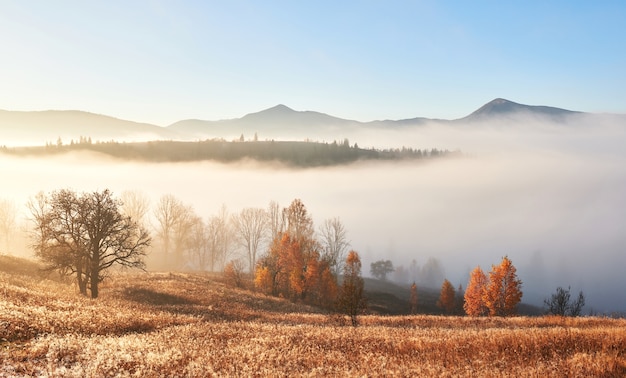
1,255,625,377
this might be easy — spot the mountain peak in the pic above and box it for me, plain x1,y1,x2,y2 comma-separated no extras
464,98,579,121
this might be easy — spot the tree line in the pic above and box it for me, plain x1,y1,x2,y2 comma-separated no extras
3,138,460,167
371,256,585,317
6,188,585,318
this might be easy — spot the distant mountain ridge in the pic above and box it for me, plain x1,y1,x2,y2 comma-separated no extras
461,98,581,122
0,99,618,146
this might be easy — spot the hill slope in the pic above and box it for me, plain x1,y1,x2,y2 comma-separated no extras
1,255,624,376
0,109,179,146
461,98,580,122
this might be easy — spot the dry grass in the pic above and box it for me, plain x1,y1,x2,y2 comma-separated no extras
1,257,625,377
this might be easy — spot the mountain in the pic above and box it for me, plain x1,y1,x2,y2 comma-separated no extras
0,109,179,146
1,99,617,147
168,104,362,141
460,98,581,122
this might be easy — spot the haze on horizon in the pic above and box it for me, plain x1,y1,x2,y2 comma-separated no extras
0,2,625,124
1,1,625,315
2,114,626,314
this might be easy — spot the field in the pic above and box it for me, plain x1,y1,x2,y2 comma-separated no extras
1,256,625,377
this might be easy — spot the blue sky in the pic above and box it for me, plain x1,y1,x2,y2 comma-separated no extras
1,1,624,125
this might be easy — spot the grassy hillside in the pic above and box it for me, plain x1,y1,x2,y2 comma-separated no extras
1,256,625,376
364,277,542,316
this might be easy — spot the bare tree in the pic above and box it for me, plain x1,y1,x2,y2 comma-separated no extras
233,207,268,273
185,215,210,270
153,194,193,268
30,189,150,298
267,200,283,240
119,190,150,227
318,217,349,276
0,198,18,254
205,205,233,272
544,286,585,317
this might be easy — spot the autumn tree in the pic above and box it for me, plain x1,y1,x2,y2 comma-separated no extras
544,286,585,317
224,259,246,288
484,256,523,316
255,231,336,307
337,250,366,326
409,282,418,314
370,259,394,281
318,217,350,277
464,266,489,316
283,198,314,244
437,279,456,315
233,207,268,273
30,189,150,298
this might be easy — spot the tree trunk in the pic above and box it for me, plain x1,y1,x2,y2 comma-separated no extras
77,274,88,296
77,265,88,296
90,272,99,299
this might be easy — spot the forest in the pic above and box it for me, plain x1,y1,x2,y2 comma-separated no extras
0,137,459,167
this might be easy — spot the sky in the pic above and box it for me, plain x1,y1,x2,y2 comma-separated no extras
1,1,625,125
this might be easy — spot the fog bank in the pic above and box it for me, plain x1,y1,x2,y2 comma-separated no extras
1,120,625,313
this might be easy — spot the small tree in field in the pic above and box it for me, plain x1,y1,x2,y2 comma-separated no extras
464,266,489,316
544,286,585,317
338,250,366,326
370,259,394,281
224,259,246,288
437,279,456,314
484,256,523,316
409,282,418,314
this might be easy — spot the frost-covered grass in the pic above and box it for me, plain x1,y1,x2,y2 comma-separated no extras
1,261,625,377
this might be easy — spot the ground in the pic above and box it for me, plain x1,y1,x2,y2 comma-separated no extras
1,255,625,377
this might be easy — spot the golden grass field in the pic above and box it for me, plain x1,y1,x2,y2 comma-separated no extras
1,255,625,377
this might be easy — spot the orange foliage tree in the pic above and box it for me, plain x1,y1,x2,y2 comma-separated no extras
464,266,489,316
256,232,336,307
436,279,456,314
337,250,366,326
484,256,523,316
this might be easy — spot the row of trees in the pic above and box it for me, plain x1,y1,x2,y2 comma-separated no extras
119,192,350,276
6,139,459,167
27,190,354,303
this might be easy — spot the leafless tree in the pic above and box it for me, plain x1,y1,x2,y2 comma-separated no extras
29,189,150,298
233,207,268,273
267,200,283,240
119,190,150,227
185,215,210,270
205,205,233,272
153,194,193,268
318,217,349,276
0,198,18,254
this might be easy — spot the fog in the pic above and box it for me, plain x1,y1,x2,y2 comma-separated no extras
2,117,625,313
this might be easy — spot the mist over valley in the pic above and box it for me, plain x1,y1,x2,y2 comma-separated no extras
1,99,625,314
